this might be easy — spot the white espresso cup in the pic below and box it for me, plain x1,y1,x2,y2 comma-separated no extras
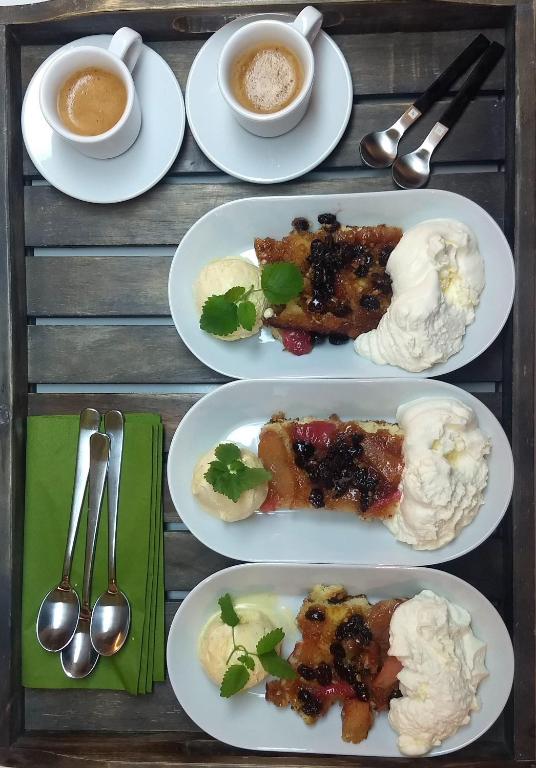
39,27,143,159
218,6,323,138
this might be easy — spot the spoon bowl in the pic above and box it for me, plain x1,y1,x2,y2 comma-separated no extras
61,612,99,678
359,128,401,169
392,147,432,189
37,585,80,652
90,588,131,656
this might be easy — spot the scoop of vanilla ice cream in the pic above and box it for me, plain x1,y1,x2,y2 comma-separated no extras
355,219,485,372
384,397,490,550
192,446,269,522
388,589,488,756
195,258,267,341
199,608,275,689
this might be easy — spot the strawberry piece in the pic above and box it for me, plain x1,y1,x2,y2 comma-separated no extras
282,329,313,356
314,681,355,700
292,421,337,449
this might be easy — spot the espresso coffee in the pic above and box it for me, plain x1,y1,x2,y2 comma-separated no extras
57,67,127,136
231,43,304,114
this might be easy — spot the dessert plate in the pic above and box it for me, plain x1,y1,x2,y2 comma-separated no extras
22,36,185,204
185,14,352,183
168,189,515,379
167,562,514,757
167,378,513,566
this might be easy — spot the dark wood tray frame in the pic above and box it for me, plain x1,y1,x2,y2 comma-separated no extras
1,0,535,765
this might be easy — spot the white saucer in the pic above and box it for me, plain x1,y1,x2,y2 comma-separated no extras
186,14,353,184
22,35,185,204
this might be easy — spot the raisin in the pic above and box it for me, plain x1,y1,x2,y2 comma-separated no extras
309,488,325,508
316,662,332,685
305,607,326,622
335,614,372,645
328,333,350,345
297,664,316,680
360,294,380,311
353,681,370,701
330,642,345,658
297,688,323,716
292,217,310,231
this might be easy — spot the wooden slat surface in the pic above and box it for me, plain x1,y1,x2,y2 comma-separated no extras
27,324,505,384
24,173,505,248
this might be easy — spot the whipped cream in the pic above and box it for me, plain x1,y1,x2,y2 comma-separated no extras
384,397,490,550
354,219,485,372
388,590,488,756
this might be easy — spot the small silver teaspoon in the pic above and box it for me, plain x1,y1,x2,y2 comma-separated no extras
90,411,131,656
36,407,100,652
359,33,490,169
393,41,504,189
61,432,110,679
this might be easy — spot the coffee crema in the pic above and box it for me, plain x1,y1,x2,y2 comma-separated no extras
231,43,304,114
57,67,127,136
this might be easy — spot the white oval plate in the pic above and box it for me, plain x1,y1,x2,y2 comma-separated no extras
167,378,513,566
167,562,514,757
168,189,514,379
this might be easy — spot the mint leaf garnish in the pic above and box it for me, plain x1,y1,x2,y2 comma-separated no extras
237,654,255,671
218,593,240,627
200,295,238,336
224,286,246,302
261,262,304,304
215,443,241,464
256,627,285,655
237,300,257,332
220,664,250,697
204,443,272,503
258,650,297,680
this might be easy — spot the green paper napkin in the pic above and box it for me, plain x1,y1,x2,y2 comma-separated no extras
22,412,164,694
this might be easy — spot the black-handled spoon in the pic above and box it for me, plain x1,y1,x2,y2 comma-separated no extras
359,33,490,169
392,41,505,189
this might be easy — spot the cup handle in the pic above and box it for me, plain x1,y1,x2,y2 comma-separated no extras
291,6,323,44
108,27,143,73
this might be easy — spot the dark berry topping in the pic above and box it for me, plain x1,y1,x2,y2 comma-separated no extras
317,213,339,231
354,263,370,278
353,681,370,701
310,332,326,346
330,642,345,658
305,607,326,622
309,488,325,508
379,245,394,266
293,441,315,460
316,662,332,686
335,614,372,645
328,333,350,345
297,687,323,716
297,664,316,681
292,216,310,231
374,275,392,295
330,301,351,318
334,658,358,683
308,296,325,313
389,687,403,700
360,294,380,311
351,434,364,452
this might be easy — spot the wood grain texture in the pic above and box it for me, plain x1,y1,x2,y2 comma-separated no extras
22,96,506,179
27,324,504,385
24,173,505,247
0,25,26,748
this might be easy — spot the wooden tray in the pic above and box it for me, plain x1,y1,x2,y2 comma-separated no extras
0,1,534,766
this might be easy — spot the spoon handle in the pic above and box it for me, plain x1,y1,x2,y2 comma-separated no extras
81,433,110,612
60,408,100,584
413,33,490,115
438,41,505,130
104,410,124,588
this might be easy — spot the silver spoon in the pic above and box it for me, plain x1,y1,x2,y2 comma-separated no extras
90,411,131,656
393,41,504,189
359,33,490,168
61,431,110,678
36,407,100,652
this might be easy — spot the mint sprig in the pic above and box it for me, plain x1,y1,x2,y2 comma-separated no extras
204,443,272,503
199,262,304,337
217,593,296,698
